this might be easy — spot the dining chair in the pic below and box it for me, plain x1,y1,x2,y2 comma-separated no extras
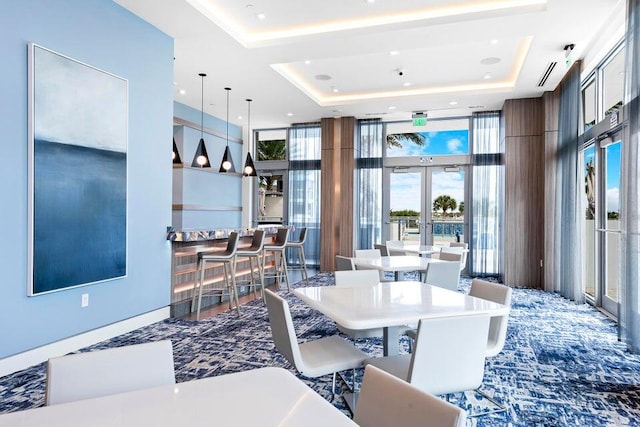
263,228,291,291
442,245,467,271
236,229,266,303
354,249,392,282
373,243,390,256
191,232,240,319
334,270,383,339
45,340,175,406
353,364,467,427
263,289,368,395
335,255,355,271
438,248,462,262
385,240,408,256
421,260,461,291
469,279,512,357
365,314,491,411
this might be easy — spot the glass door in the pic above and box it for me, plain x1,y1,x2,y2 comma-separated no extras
257,171,287,225
385,166,467,247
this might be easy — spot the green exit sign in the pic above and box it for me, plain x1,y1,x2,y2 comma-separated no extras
413,117,427,126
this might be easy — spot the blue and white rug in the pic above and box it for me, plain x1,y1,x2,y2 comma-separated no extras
1,274,639,426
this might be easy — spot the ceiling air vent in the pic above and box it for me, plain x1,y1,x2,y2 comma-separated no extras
537,62,557,87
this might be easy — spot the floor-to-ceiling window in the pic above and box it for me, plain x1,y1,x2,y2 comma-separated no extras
356,120,383,250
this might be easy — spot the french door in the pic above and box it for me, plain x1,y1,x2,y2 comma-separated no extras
383,166,468,248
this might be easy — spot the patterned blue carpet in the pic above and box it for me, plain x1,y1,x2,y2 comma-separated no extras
1,273,640,426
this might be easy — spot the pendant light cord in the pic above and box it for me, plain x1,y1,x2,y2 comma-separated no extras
199,73,206,139
225,87,231,147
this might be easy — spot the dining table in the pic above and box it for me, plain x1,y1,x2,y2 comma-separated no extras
0,367,357,427
352,254,444,280
293,281,510,356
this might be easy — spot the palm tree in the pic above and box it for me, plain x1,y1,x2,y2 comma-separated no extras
433,195,457,217
257,139,286,161
386,133,425,149
458,202,464,216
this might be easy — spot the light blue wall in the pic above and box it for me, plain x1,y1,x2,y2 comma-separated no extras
0,0,174,358
173,102,243,229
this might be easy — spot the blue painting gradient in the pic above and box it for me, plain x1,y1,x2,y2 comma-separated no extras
33,140,126,293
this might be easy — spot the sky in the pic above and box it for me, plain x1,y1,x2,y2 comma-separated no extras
33,45,127,152
584,142,620,213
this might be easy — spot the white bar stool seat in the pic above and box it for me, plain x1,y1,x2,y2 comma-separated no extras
263,228,291,291
286,227,308,284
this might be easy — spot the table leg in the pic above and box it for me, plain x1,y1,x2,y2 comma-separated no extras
395,271,405,281
383,326,401,356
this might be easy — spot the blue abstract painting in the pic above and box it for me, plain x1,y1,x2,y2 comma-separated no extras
28,44,127,295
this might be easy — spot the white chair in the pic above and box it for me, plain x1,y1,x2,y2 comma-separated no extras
286,227,309,284
236,229,266,303
45,340,175,406
421,260,461,292
386,240,408,256
191,232,240,319
438,248,462,262
335,255,355,271
443,245,467,271
373,243,389,256
365,313,490,398
334,270,383,339
469,279,512,357
263,289,368,394
354,364,467,427
263,228,291,291
354,249,392,282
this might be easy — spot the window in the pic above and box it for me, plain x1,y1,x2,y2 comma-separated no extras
386,118,470,157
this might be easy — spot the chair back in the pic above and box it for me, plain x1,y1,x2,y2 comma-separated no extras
354,365,466,427
270,228,289,248
354,249,382,259
449,242,467,248
264,289,304,371
423,261,461,291
45,340,175,406
335,269,380,287
296,227,307,244
409,314,490,396
373,244,389,256
469,279,512,357
438,250,461,262
246,229,265,252
444,245,467,270
335,255,355,271
225,231,239,254
385,240,407,256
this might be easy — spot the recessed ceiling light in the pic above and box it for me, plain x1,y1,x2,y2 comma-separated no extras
304,60,311,65
480,57,501,65
315,74,332,81
490,39,499,45
388,106,397,110
483,73,492,79
332,87,339,93
449,101,458,105
179,89,186,95
365,0,375,3
173,81,178,86
389,50,400,56
287,112,293,116
237,115,243,120
403,82,412,87
256,13,266,20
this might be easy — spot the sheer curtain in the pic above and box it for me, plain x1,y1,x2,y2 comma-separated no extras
471,111,503,276
288,125,321,265
356,120,383,250
621,0,640,352
553,64,583,303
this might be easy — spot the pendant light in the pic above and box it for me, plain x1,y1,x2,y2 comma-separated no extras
243,98,257,177
191,73,211,168
219,87,236,173
172,137,182,164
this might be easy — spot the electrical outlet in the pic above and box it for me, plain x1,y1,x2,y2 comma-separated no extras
81,293,89,308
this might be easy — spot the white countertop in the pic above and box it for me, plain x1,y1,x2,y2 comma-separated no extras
0,367,357,427
352,255,444,272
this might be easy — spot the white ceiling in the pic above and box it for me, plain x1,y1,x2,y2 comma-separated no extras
115,0,623,130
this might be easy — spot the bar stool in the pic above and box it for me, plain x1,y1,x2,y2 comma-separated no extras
190,232,240,320
235,229,266,303
263,228,291,291
286,227,308,284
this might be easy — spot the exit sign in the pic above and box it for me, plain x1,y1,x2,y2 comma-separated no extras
413,117,427,126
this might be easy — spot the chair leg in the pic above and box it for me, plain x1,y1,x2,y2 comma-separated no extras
248,257,257,300
467,388,508,417
196,259,206,321
281,249,291,291
257,252,266,303
231,258,240,316
298,246,308,283
222,262,233,310
190,258,202,313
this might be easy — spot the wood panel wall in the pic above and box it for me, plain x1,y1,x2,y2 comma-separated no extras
339,117,356,259
503,98,545,288
543,90,559,292
320,118,336,271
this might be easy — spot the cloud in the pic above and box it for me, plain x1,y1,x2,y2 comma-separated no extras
607,187,619,212
447,138,463,154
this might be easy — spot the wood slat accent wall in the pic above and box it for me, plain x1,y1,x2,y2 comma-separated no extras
504,98,545,288
543,90,560,292
339,117,355,260
320,118,336,271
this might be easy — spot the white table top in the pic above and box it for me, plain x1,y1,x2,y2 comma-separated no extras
0,367,356,427
293,281,510,331
352,255,444,272
394,244,441,255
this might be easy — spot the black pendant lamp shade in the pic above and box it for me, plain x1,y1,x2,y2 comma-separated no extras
191,73,211,168
172,138,182,164
243,98,258,177
219,87,236,173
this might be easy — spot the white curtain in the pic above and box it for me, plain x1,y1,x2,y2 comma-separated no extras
621,0,640,352
356,120,383,250
553,64,584,303
471,111,503,276
288,125,321,265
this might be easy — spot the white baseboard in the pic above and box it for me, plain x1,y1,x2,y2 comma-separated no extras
0,307,170,378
